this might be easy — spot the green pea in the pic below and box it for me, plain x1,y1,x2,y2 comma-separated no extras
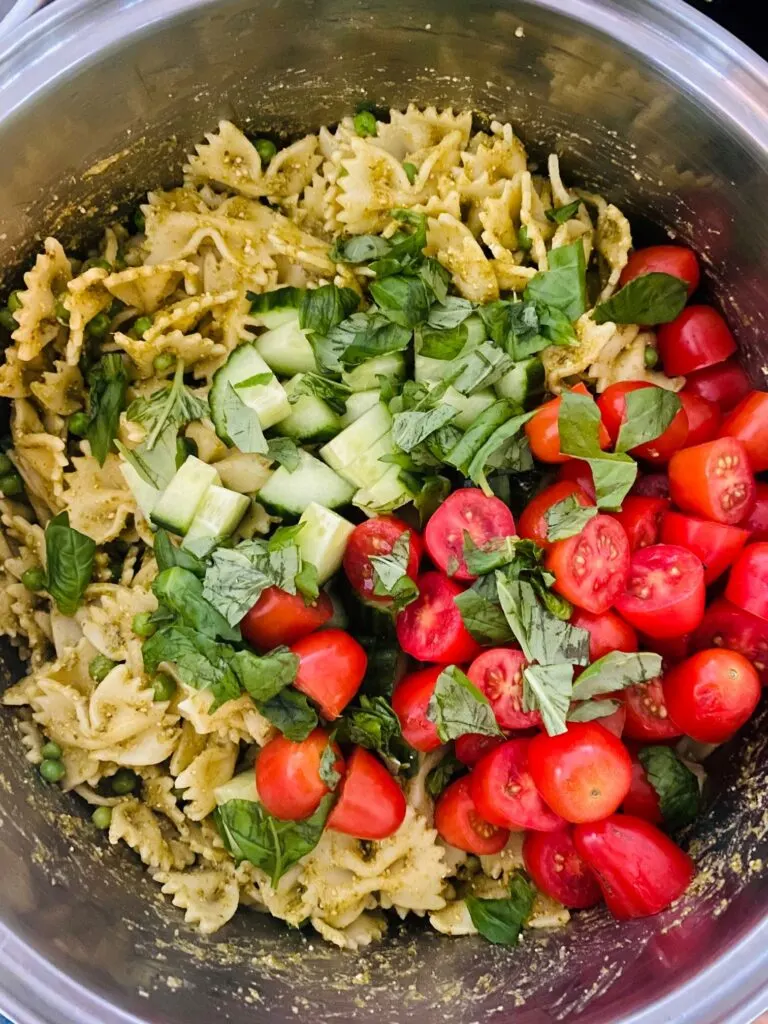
0,308,18,332
40,759,65,783
353,110,377,138
132,611,156,638
152,673,176,702
403,162,418,185
254,138,277,165
131,316,153,339
518,225,532,251
21,566,47,592
92,806,113,829
0,472,23,497
41,741,62,760
0,453,13,474
68,411,90,437
133,209,146,233
54,298,70,325
81,257,112,273
111,769,138,795
89,654,117,683
153,352,175,372
644,345,659,369
7,290,23,314
86,312,112,339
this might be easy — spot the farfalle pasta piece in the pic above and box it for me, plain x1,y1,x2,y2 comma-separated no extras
589,326,684,393
11,238,72,362
169,720,209,777
176,686,274,747
478,832,526,881
463,121,528,185
156,866,241,934
577,192,633,300
174,736,238,820
426,214,499,303
375,104,472,160
16,712,44,764
0,346,37,399
62,450,136,544
520,171,555,269
62,267,111,365
311,912,389,950
9,399,68,517
109,798,191,872
336,139,415,234
479,175,524,253
542,312,622,393
30,360,85,416
184,120,266,197
140,771,188,832
262,134,322,201
143,290,237,344
77,581,156,670
103,261,200,313
114,329,224,379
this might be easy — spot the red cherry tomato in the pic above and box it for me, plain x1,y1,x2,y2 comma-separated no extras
291,629,367,720
434,776,509,855
558,460,597,501
609,496,668,552
573,814,694,919
594,701,628,739
657,306,736,376
725,543,768,622
621,678,682,742
522,828,602,909
342,516,422,605
690,597,768,686
395,572,481,663
571,608,638,662
528,722,632,824
678,392,721,447
615,544,705,639
669,437,755,526
391,666,442,752
597,382,689,463
470,738,565,831
622,754,663,824
718,391,768,473
256,729,344,821
619,245,700,297
525,382,610,464
240,586,332,651
631,473,670,500
683,358,751,411
661,510,749,585
663,648,760,743
546,515,630,615
467,648,540,730
518,480,593,551
455,733,506,766
742,482,768,541
424,488,516,581
640,632,691,665
327,748,406,839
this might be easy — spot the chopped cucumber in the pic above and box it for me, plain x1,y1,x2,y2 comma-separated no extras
210,344,290,442
353,466,413,517
341,389,381,428
297,502,355,584
119,461,160,520
320,402,392,474
336,432,394,489
494,357,545,407
214,770,259,805
275,374,342,443
150,457,220,534
254,312,318,376
441,387,498,430
342,352,406,392
258,450,354,516
181,485,250,558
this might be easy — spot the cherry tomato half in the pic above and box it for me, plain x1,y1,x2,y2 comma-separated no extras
678,392,721,447
327,747,406,839
470,738,566,831
683,358,751,411
718,391,768,473
523,827,602,909
657,306,736,377
690,597,768,687
742,482,768,541
573,814,694,919
528,722,632,824
343,516,422,605
546,514,630,615
663,648,760,743
558,460,597,501
518,480,593,551
669,437,755,526
622,753,663,824
241,586,332,651
725,543,768,622
291,629,367,719
424,488,516,581
619,245,700,297
525,382,610,464
621,678,682,742
598,382,688,463
615,544,705,639
661,510,749,585
395,572,481,663
467,648,540,730
571,608,638,662
256,729,344,821
609,496,668,552
434,776,509,855
391,666,442,752
455,733,506,766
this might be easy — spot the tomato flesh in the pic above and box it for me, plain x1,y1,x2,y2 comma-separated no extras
327,748,406,839
663,648,760,743
241,586,332,651
470,738,565,831
291,628,367,720
573,814,694,919
725,542,768,622
518,480,593,551
256,729,344,821
523,828,602,909
343,516,422,605
621,678,682,742
558,460,597,501
615,544,705,639
571,608,638,662
661,510,749,585
619,245,700,297
434,776,509,854
455,733,506,766
742,482,768,541
467,648,540,730
609,496,668,552
669,437,755,526
546,514,630,615
424,488,515,581
679,392,721,447
391,666,443,752
719,391,768,473
683,358,751,411
525,382,609,464
597,381,688,463
395,572,481,663
690,597,768,686
622,754,663,824
657,305,736,376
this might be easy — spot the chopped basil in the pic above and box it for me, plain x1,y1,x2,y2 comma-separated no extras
522,663,574,736
319,742,342,790
43,512,96,616
447,342,513,395
259,688,318,741
329,234,392,263
235,372,273,389
219,382,268,454
427,296,475,330
466,872,536,945
544,495,598,541
445,401,518,476
558,389,637,509
524,240,587,322
299,284,359,337
464,410,536,494
248,286,302,315
592,272,688,326
571,651,662,701
369,532,419,611
289,373,351,414
496,575,589,668
615,387,682,454
127,361,208,447
411,474,451,525
638,745,701,831
267,436,302,471
392,404,459,452
461,533,520,576
370,275,431,329
426,665,503,742
546,200,581,225
335,695,417,775
153,529,205,576
86,354,128,465
417,321,469,360
152,566,240,642
426,753,463,797
567,698,621,722
231,647,299,703
142,624,241,711
454,577,515,646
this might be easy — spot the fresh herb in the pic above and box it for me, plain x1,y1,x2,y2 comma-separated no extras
426,753,463,797
330,235,392,264
592,272,688,326
336,695,417,775
115,429,179,490
231,647,299,702
426,665,503,742
259,688,318,741
446,342,512,396
461,533,519,576
86,354,128,465
218,383,268,454
427,296,475,330
571,651,662,701
127,361,208,447
411,474,451,525
518,225,532,251
152,567,239,642
496,575,588,667
417,322,469,360
335,313,413,367
235,372,273,389
370,275,431,329
464,410,535,494
319,742,342,789
524,241,587,322
44,512,96,616
522,663,574,737
638,746,701,831
446,402,518,476
153,529,205,577
558,389,637,509
567,698,621,722
544,495,598,541
546,200,581,225
299,285,359,337
369,210,428,276
267,436,302,471
454,576,515,646
466,871,536,945
615,387,682,454
392,404,459,453
142,624,241,711
368,532,419,611
248,286,302,315
290,373,351,414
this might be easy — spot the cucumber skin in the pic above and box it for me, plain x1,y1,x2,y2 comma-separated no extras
210,344,290,440
258,451,355,517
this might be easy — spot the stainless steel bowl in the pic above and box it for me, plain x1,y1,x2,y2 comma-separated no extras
2,2,768,1022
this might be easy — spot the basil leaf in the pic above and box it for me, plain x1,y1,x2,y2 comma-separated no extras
445,401,518,476
368,209,428,275
615,387,682,454
154,529,206,577
370,275,431,329
115,428,178,489
231,647,298,703
215,794,333,885
267,436,301,471
343,314,412,366
336,695,417,775
592,272,687,326
522,662,574,736
426,752,463,797
572,651,662,701
369,532,419,611
427,297,474,331
142,624,240,710
466,871,535,945
517,225,532,251
235,372,273,389
426,665,503,742
447,342,513,395
44,511,96,616
546,200,581,225
319,742,342,789
524,241,586,322
454,580,515,646
289,373,351,414
496,575,589,667
465,411,536,493
299,284,359,336
638,745,701,831
294,561,320,604
418,257,452,303
392,404,459,453
536,303,578,347
86,354,128,465
259,688,318,741
462,533,520,576
202,547,271,627
412,474,451,526
152,567,240,641
567,698,621,722
479,300,543,360
127,361,208,447
417,322,469,360
330,234,391,263
248,286,302,315
558,389,637,509
545,495,598,541
218,383,268,454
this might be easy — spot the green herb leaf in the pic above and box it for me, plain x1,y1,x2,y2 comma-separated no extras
426,665,503,742
127,361,208,448
370,275,432,329
201,546,272,627
259,687,318,741
615,387,682,454
522,662,574,736
496,575,589,667
115,428,179,490
411,474,451,526
567,698,621,722
152,566,240,641
392,404,459,453
427,297,475,330
231,647,299,703
571,651,662,701
248,286,302,315
343,314,413,367
299,284,359,336
319,742,342,789
524,240,586,322
219,383,268,454
445,400,518,475
289,373,351,414
368,209,428,276
447,341,513,395
86,354,128,465
461,533,520,576
454,577,515,646
417,322,469,360
154,529,206,577
592,272,688,326
43,511,96,616
235,372,273,389
546,200,581,225
267,436,301,471
142,624,241,711
369,532,419,611
336,695,416,775
558,389,637,509
465,411,536,494
544,495,598,541
466,871,535,945
426,752,463,797
294,561,320,604
479,300,542,359
330,234,392,263
638,745,701,831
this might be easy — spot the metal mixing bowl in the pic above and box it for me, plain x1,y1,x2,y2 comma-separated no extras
2,1,768,1021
